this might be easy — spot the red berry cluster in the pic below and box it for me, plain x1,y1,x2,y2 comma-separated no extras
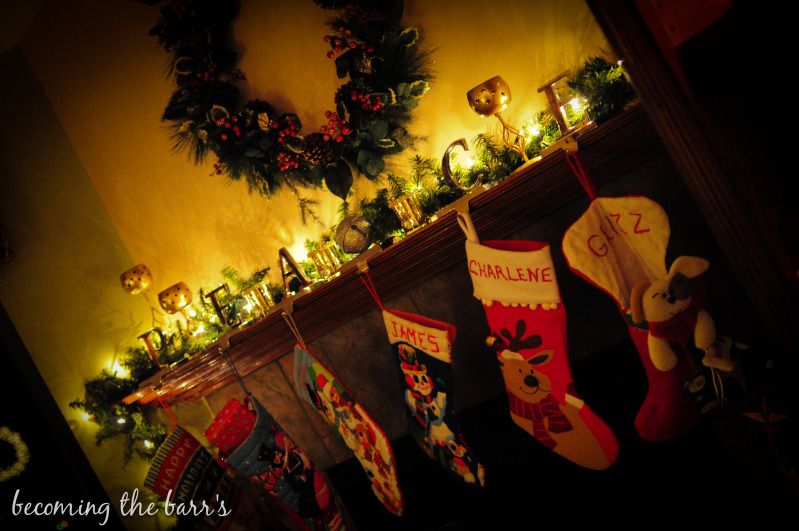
212,162,224,175
215,115,242,142
271,118,299,144
320,111,352,143
195,66,218,82
349,89,383,112
323,28,374,59
277,151,300,172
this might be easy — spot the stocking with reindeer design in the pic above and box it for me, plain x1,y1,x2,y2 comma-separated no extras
458,212,619,470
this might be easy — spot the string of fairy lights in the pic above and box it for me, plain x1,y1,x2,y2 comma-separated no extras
70,56,636,464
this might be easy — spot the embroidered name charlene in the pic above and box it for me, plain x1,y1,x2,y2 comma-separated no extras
468,260,553,283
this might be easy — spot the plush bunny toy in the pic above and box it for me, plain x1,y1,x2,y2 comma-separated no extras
630,256,733,372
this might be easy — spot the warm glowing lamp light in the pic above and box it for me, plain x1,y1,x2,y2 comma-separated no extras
109,360,130,379
467,76,529,161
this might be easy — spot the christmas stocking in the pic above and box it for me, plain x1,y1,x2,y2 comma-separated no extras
293,345,405,515
219,395,344,531
562,195,705,441
206,349,345,531
360,268,486,486
458,212,619,470
145,426,263,530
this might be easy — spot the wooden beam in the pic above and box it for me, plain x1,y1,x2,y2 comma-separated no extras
587,0,796,359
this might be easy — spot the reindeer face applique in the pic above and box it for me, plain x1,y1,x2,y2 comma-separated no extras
494,320,554,404
493,319,573,449
499,350,554,404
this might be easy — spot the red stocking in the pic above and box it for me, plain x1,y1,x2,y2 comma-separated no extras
459,213,619,470
562,195,701,441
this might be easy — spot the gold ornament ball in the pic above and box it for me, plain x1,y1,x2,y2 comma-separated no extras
120,264,153,295
158,282,193,314
467,75,512,117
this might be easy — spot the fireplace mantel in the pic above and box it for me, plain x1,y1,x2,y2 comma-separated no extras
124,105,660,406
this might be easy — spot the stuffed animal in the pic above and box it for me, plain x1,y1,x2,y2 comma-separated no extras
630,256,733,372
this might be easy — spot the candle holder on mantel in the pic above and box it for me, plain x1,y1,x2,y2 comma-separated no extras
158,281,194,332
389,192,425,232
467,75,529,162
308,242,343,280
120,264,163,327
241,282,274,320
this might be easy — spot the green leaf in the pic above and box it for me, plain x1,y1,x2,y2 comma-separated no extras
335,50,354,79
244,147,264,158
356,149,385,178
396,83,410,99
398,28,419,48
308,165,325,184
409,80,429,98
368,157,384,177
324,162,353,200
367,120,388,141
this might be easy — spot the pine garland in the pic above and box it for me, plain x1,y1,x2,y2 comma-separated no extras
146,0,431,200
70,266,280,464
73,55,634,467
352,57,636,246
568,57,636,124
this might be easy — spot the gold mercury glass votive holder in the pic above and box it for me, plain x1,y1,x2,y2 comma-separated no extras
308,242,343,279
389,192,425,231
241,282,274,321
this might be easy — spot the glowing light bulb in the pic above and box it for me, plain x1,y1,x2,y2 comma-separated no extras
568,98,584,112
117,417,126,425
192,324,206,336
524,122,541,137
187,308,197,318
144,440,154,449
288,241,309,263
463,155,475,169
80,411,90,422
109,360,130,379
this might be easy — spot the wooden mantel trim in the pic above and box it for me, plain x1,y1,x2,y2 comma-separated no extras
124,105,661,406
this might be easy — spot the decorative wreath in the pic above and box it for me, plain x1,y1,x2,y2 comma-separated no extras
0,427,30,483
145,0,431,200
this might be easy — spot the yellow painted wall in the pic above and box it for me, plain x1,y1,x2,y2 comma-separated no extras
0,49,168,530
19,0,610,293
1,0,610,529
